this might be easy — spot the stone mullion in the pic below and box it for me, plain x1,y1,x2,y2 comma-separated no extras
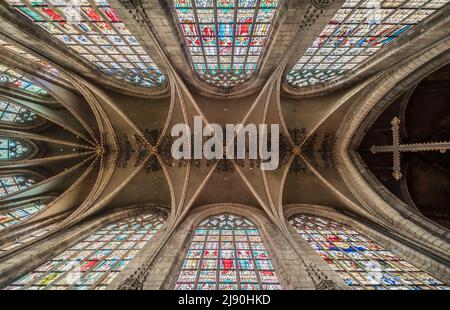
87,0,161,85
190,1,206,75
306,0,366,76
293,221,344,289
304,0,365,68
85,221,140,289
191,227,204,289
216,227,222,289
213,0,220,71
312,0,425,80
231,0,238,72
99,215,164,289
53,224,119,290
27,237,86,290
317,227,367,288
402,268,434,290
245,0,260,75
233,227,241,289
16,215,156,290
250,228,263,289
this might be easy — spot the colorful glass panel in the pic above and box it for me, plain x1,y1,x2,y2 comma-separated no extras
289,214,449,290
3,213,165,290
175,214,282,290
0,203,46,231
173,0,280,88
0,224,56,254
0,99,38,125
5,0,165,88
0,175,37,198
286,0,450,87
0,37,60,76
0,138,31,160
0,63,47,95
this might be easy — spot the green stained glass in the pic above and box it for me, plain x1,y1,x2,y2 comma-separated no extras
175,214,281,290
0,202,46,232
173,0,280,88
0,64,47,95
0,137,31,160
3,213,165,290
0,175,37,198
0,99,38,125
287,0,450,87
289,214,449,290
5,1,165,88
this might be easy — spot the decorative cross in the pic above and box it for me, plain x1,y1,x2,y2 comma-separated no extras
370,117,450,180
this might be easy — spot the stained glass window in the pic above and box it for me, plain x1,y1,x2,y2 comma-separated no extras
175,213,282,290
0,175,37,197
0,37,60,76
286,0,450,87
0,223,56,254
0,63,48,95
4,0,165,88
3,212,165,290
0,99,38,125
173,0,281,88
0,203,46,232
289,214,449,290
0,137,31,160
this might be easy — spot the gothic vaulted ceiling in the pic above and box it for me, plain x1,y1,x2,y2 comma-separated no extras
0,0,449,288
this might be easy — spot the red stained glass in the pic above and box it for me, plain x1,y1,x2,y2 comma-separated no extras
82,7,102,22
251,37,265,46
219,37,232,46
3,214,165,289
201,25,214,37
182,24,198,36
101,7,121,22
41,8,64,21
12,80,26,88
221,259,233,269
80,260,97,272
236,24,250,36
326,235,341,242
95,22,111,32
186,37,200,46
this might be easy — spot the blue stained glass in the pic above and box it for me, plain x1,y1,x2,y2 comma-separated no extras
0,202,46,231
173,0,280,88
0,138,31,160
3,213,165,290
175,214,281,290
289,214,449,290
287,1,450,87
239,0,257,7
175,0,192,8
195,0,212,7
6,1,166,88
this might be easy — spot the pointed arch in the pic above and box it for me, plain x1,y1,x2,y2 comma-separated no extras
174,213,282,290
0,200,47,232
4,0,166,88
0,170,45,198
0,137,36,160
0,98,42,128
288,213,448,290
286,0,450,88
0,196,60,257
0,63,48,96
170,0,281,88
2,210,166,290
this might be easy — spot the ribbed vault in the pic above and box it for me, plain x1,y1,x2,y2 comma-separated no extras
0,0,449,290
